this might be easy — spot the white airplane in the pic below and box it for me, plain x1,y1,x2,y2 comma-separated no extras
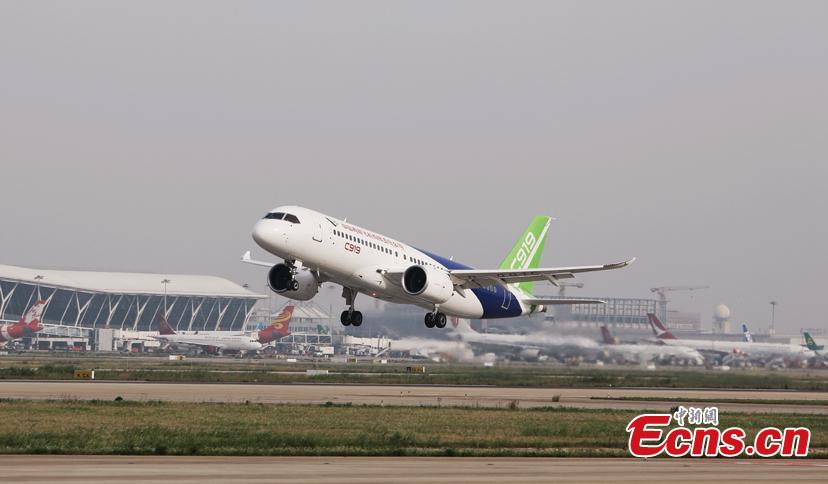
648,314,817,366
243,206,633,328
599,325,704,366
450,318,602,362
152,312,263,355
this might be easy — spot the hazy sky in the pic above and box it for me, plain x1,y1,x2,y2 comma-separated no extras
2,1,826,333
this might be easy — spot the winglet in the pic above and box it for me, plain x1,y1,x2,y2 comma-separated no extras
605,258,635,270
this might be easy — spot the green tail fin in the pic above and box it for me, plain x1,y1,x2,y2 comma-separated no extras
804,332,824,351
499,215,551,296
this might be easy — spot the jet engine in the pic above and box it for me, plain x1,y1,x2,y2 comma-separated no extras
401,265,453,304
267,264,319,301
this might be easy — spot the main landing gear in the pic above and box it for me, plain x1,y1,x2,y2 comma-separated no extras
424,311,447,329
340,287,362,327
340,309,363,327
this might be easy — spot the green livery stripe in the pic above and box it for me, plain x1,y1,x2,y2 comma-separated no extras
499,215,551,296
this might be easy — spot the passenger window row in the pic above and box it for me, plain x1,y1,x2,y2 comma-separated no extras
330,229,439,269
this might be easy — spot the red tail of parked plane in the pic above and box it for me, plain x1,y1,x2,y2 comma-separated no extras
257,305,294,344
156,312,177,335
600,325,619,345
647,313,677,340
0,300,46,343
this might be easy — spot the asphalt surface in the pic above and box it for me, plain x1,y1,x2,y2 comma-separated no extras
0,456,826,483
1,381,826,413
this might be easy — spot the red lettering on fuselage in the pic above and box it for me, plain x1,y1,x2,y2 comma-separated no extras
344,242,361,254
341,223,404,250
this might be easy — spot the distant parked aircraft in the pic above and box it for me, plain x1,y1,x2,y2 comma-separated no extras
648,314,816,367
153,313,263,355
0,300,46,346
599,325,704,366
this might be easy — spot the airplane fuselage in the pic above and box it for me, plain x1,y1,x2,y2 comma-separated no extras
155,333,262,353
605,343,705,365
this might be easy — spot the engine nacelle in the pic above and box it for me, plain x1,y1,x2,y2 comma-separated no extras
267,264,319,301
401,265,453,304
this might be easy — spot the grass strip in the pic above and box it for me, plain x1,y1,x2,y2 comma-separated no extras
0,399,824,457
1,361,827,391
591,396,828,406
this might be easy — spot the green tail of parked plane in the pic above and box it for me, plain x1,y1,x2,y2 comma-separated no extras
803,332,824,351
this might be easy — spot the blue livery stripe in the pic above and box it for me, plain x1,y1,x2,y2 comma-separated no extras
418,249,523,319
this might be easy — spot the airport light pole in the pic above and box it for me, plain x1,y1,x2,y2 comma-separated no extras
161,279,171,315
34,275,43,300
769,300,778,336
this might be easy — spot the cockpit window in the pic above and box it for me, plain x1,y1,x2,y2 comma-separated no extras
284,214,300,224
264,212,285,220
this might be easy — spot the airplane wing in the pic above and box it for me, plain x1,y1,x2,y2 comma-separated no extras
240,250,275,268
521,297,606,305
448,259,635,290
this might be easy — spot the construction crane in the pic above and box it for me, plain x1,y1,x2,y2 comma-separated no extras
557,282,584,298
649,285,710,324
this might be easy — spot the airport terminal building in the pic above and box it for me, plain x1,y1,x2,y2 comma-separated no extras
0,264,265,332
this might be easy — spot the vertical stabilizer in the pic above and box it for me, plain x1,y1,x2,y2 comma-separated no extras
647,313,677,340
741,323,753,343
22,300,46,332
803,332,824,351
258,305,294,343
156,312,177,335
499,215,551,296
600,326,619,345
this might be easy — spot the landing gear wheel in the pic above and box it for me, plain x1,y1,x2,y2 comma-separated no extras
340,311,351,326
434,312,447,328
424,312,435,328
350,311,363,327
289,279,299,291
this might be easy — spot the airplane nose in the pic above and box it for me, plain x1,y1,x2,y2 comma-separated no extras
252,220,285,253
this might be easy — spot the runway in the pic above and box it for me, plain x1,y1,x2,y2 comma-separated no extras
0,456,825,483
1,381,826,413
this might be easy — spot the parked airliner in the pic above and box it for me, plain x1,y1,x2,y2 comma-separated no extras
648,314,817,366
243,206,633,328
599,325,704,366
0,300,46,346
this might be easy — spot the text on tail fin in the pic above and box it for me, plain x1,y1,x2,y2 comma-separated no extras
499,215,551,296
